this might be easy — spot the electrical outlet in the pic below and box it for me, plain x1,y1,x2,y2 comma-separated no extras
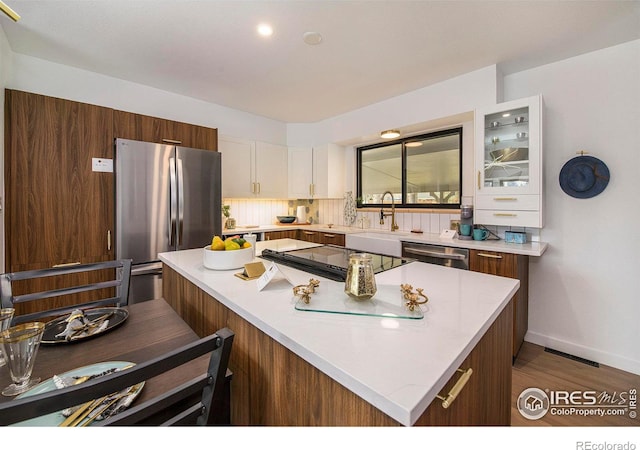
92,158,113,173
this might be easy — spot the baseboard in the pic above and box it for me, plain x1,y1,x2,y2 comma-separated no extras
525,331,640,376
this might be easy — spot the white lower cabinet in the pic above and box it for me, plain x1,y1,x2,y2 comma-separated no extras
220,136,287,198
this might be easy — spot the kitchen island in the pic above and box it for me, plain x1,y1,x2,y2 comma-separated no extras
160,239,519,426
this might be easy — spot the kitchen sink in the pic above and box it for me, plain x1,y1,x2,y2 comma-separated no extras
345,232,403,257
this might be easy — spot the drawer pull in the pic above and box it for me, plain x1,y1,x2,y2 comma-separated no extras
161,139,182,144
303,231,315,236
493,197,517,201
52,261,82,268
436,367,473,409
477,253,502,259
493,213,517,217
323,234,336,238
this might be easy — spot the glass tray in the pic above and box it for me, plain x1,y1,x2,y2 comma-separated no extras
294,283,424,320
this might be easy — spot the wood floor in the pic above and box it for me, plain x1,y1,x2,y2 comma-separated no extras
511,342,640,426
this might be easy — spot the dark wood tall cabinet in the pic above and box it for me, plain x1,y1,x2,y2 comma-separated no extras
113,110,217,149
5,90,114,271
469,249,529,359
4,89,218,314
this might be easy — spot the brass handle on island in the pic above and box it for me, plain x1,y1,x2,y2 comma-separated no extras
436,367,473,409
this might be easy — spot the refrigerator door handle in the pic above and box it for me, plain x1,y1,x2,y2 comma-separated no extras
177,157,185,246
169,157,177,247
131,266,163,276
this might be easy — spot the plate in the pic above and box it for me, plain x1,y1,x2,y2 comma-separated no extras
42,307,129,344
13,361,143,426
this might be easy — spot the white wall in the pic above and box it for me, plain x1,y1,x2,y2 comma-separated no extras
504,40,640,374
287,65,498,147
8,54,288,145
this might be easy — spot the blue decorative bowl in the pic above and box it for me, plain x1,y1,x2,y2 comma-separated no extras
277,216,297,223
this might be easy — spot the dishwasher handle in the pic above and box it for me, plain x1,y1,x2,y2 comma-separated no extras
403,246,467,261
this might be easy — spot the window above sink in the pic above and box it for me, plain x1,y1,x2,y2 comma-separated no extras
356,127,463,209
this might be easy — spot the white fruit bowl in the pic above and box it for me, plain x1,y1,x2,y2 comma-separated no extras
203,245,253,270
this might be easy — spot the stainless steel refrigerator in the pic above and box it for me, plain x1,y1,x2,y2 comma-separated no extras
115,138,221,303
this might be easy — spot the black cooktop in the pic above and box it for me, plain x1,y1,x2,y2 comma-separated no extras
260,245,413,281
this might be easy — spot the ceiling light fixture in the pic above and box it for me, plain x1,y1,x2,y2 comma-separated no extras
0,0,20,22
380,130,400,139
405,141,423,147
257,23,273,37
303,31,323,45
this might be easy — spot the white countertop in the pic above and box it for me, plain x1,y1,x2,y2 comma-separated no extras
223,224,548,256
159,239,519,426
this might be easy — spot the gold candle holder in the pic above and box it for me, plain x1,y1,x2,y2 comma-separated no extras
293,279,320,304
400,284,429,311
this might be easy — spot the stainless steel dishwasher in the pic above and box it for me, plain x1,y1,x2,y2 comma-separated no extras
401,242,469,270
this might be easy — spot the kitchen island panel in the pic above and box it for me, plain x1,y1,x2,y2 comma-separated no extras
163,264,513,426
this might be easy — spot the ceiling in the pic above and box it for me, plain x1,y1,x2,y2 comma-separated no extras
1,1,639,123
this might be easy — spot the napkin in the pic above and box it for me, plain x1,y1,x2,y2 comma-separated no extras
54,309,110,341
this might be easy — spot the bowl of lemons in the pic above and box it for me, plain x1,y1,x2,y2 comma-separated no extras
203,235,254,270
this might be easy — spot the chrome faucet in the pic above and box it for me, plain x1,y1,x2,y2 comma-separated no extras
379,191,399,231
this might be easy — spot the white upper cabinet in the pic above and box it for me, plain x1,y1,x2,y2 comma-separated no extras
474,95,544,228
288,147,313,198
220,136,288,198
255,141,288,198
288,144,345,199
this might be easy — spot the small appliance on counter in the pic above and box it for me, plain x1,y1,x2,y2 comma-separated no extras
296,205,307,224
459,204,474,240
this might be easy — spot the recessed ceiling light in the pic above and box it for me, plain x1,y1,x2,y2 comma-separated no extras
303,31,323,45
502,113,511,117
380,130,400,139
257,23,273,37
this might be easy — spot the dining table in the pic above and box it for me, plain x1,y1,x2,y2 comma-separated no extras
0,298,231,425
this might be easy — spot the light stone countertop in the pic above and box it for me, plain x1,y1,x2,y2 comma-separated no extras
224,224,548,256
159,239,519,425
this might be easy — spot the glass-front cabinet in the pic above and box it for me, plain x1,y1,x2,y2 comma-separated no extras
474,95,543,228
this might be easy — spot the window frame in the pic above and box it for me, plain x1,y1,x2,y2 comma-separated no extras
356,127,463,210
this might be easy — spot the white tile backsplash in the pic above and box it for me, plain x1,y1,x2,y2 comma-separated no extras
222,198,539,242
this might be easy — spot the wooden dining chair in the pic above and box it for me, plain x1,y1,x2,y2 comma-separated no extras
0,327,234,426
0,259,132,324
